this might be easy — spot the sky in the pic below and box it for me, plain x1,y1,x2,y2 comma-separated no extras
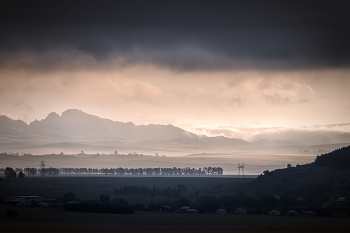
1,0,350,142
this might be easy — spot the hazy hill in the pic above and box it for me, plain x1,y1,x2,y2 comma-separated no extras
0,115,28,136
28,109,192,142
0,109,252,153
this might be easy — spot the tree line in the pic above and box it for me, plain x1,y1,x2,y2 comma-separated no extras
63,198,134,214
62,189,346,216
3,167,60,178
3,167,25,178
113,184,188,198
59,167,223,176
60,192,134,214
3,166,223,177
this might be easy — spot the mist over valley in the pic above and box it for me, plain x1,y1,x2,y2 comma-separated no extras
1,109,348,175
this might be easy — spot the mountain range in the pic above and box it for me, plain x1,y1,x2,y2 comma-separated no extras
0,109,349,155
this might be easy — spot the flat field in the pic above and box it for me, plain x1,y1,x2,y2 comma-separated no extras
1,205,349,233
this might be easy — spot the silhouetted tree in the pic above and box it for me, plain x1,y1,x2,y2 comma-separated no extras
177,184,187,192
4,167,16,178
100,194,110,204
263,170,271,176
63,192,77,202
18,171,25,178
197,196,220,213
176,197,190,208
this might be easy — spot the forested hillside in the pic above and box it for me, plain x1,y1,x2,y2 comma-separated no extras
315,146,350,169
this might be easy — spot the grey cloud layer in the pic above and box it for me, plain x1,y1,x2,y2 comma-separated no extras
1,0,350,70
195,123,350,145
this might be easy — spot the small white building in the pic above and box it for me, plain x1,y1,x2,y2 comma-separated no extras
185,209,198,213
234,207,247,215
322,202,331,208
215,209,227,214
180,206,190,211
159,206,172,212
5,196,42,203
269,210,281,216
303,210,315,216
336,197,347,206
66,201,80,204
286,210,299,216
37,202,54,208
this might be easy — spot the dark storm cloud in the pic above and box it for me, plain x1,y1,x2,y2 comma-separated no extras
1,0,350,70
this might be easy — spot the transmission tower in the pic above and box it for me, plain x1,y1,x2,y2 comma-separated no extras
238,163,245,178
40,161,45,176
241,163,245,178
238,163,241,178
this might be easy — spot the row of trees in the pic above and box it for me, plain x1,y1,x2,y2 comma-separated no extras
62,192,134,214
40,168,60,176
130,192,348,216
3,167,59,177
4,166,223,177
113,184,188,198
63,194,134,214
24,168,37,176
62,189,345,216
59,167,223,176
3,167,25,178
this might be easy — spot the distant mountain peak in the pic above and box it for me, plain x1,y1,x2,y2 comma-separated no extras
61,109,85,116
0,109,311,153
0,115,13,121
0,115,27,125
46,112,60,120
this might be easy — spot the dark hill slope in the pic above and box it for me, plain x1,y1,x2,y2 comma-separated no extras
241,147,350,197
314,145,350,169
242,146,350,198
241,164,350,197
